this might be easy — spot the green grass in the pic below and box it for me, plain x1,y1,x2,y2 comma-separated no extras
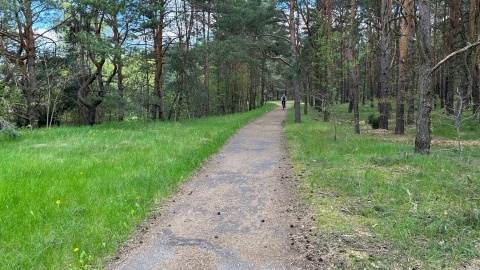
431,109,480,141
0,103,275,270
286,103,480,269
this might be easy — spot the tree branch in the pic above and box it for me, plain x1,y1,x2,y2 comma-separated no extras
34,15,73,41
77,74,98,108
0,30,21,43
0,36,24,63
259,48,291,66
431,40,480,73
106,64,118,85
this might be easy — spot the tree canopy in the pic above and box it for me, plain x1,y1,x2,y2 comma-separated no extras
1,0,479,152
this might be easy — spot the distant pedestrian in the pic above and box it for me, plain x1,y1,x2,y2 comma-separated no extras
281,94,286,109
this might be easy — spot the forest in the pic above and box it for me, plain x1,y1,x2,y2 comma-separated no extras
1,0,479,154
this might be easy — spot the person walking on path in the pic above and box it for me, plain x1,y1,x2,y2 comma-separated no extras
281,94,287,109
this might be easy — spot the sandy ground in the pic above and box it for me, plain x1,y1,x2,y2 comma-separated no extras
105,105,319,270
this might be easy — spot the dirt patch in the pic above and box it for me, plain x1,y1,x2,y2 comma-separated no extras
364,125,480,147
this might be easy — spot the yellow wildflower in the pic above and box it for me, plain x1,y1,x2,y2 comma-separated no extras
55,200,61,205
74,247,79,252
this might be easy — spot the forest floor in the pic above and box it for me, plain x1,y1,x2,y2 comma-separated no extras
105,105,324,270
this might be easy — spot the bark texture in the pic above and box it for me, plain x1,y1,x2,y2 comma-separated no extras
414,0,433,154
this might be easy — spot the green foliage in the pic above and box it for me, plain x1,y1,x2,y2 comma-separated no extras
431,110,480,141
367,113,380,129
1,0,289,127
0,104,275,270
0,117,19,139
285,104,480,269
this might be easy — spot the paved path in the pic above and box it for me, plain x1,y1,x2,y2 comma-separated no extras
106,105,314,270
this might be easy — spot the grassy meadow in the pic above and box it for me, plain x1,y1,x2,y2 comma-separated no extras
285,104,480,269
0,104,275,270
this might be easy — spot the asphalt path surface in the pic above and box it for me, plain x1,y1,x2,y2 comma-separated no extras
106,104,316,270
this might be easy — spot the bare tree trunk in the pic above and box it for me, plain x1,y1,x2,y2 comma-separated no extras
440,3,447,110
322,0,333,122
0,2,41,128
117,60,124,121
290,0,301,123
476,41,480,121
476,52,480,121
445,0,461,115
78,53,106,125
172,0,195,120
25,21,40,129
249,66,256,111
110,15,128,122
406,26,416,125
203,9,211,116
225,65,230,114
379,0,392,130
395,0,413,134
152,1,166,121
348,0,360,134
367,22,375,109
304,76,309,115
469,0,479,118
77,72,103,125
77,10,106,126
216,62,223,115
261,59,266,106
414,0,433,154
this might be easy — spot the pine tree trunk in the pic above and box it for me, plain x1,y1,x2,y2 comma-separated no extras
475,47,480,119
203,9,211,116
152,5,165,121
395,0,413,135
406,68,416,125
249,66,256,111
117,61,124,121
24,4,40,129
470,0,479,118
379,0,392,130
414,0,433,154
77,13,106,126
445,0,461,115
290,0,301,123
348,0,360,134
405,26,416,125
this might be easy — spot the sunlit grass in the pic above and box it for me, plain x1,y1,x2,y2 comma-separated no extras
0,103,275,270
286,103,480,269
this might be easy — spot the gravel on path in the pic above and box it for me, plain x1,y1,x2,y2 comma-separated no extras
105,105,319,270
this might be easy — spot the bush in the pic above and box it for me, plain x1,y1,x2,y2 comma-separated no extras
367,114,380,129
0,117,19,139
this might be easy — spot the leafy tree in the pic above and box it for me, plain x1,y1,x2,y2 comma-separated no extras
0,0,59,128
138,0,169,121
64,0,131,125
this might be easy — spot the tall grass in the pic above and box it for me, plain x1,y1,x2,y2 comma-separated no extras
286,104,480,269
0,104,275,270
